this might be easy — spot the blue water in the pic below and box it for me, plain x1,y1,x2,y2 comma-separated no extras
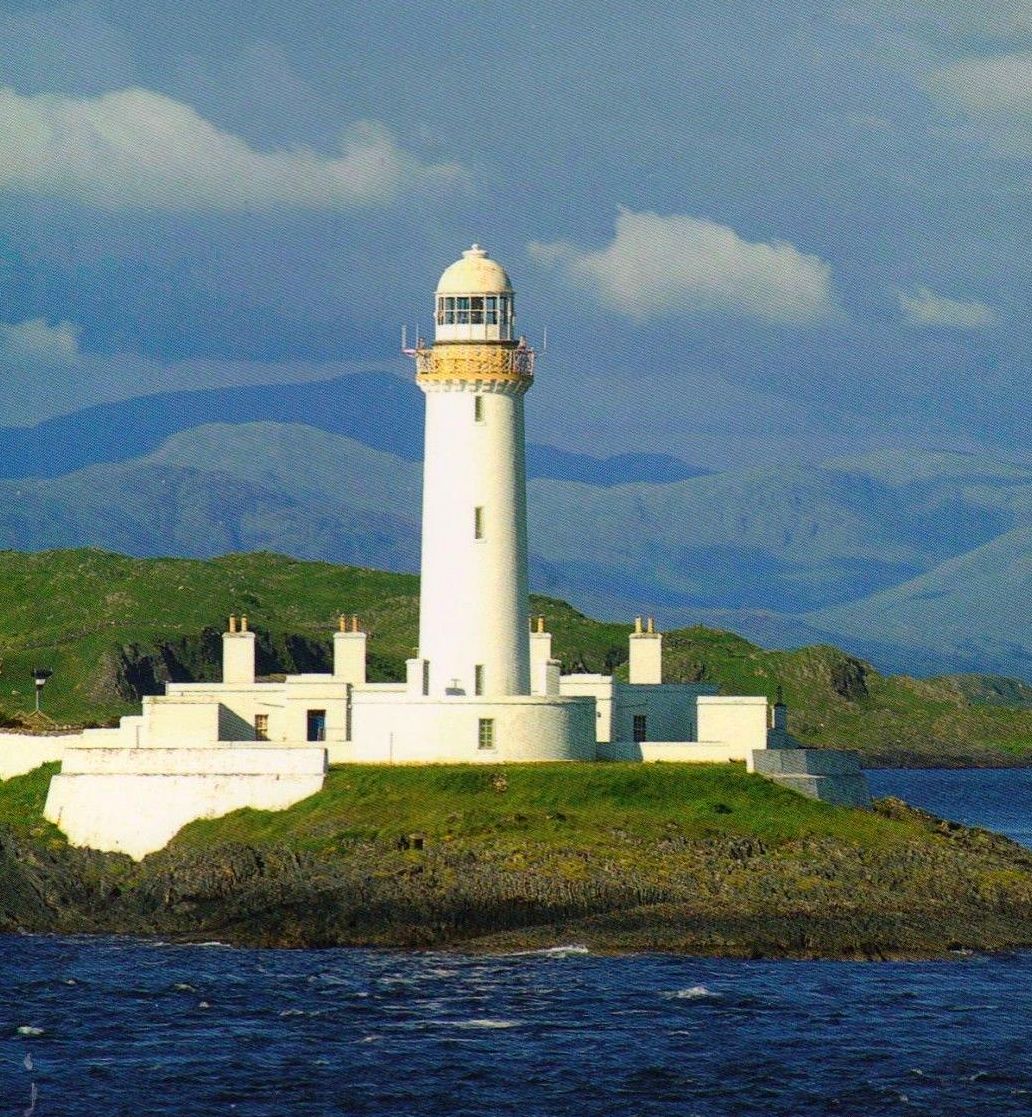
4,768,1032,1116
868,768,1032,847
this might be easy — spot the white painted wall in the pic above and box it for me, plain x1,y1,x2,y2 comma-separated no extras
46,767,325,859
58,745,326,776
418,382,530,698
697,696,769,754
345,693,595,764
597,741,755,763
0,733,79,779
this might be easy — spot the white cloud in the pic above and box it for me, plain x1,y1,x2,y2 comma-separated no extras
0,86,464,211
932,53,1032,116
897,286,1001,329
0,318,80,361
928,53,1032,154
529,209,838,325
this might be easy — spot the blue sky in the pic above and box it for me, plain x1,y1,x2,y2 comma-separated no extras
0,0,1028,467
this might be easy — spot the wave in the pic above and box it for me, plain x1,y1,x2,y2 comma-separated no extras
664,985,720,1000
507,944,590,958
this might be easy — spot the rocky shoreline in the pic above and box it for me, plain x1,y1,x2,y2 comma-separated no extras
4,796,1032,961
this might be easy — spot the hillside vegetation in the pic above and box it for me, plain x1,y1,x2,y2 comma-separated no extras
4,761,1032,958
0,548,1028,766
0,395,1028,678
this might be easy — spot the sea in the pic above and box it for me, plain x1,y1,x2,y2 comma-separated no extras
3,768,1032,1117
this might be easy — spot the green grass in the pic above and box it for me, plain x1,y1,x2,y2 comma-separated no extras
171,762,926,856
0,547,1028,764
0,762,67,845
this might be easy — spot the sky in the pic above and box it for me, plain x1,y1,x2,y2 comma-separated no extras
0,0,1029,468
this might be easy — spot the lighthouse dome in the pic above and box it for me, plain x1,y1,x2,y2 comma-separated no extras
433,244,516,343
436,244,513,295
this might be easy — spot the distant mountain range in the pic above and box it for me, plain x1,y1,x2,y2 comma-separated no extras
0,373,1027,681
0,371,707,487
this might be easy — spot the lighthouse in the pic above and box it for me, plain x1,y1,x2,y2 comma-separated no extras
412,245,534,698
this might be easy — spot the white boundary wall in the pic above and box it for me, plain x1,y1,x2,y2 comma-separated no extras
45,745,326,859
0,732,81,779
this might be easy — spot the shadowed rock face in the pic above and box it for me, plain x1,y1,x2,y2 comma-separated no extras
5,799,1032,960
830,656,869,700
110,630,334,702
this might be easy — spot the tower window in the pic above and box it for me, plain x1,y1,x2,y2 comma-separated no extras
474,506,484,539
474,395,484,423
478,718,495,750
474,664,485,696
633,714,647,743
254,713,269,741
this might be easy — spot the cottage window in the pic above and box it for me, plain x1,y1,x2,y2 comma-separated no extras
478,718,495,750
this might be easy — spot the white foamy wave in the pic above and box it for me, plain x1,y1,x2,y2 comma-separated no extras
172,983,195,993
279,1009,305,1017
508,944,590,957
664,985,720,1000
452,1018,521,1029
17,1026,45,1036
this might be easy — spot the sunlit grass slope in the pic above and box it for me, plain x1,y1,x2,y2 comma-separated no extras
0,548,1028,765
172,762,923,855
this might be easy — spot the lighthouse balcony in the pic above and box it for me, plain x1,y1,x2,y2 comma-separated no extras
415,342,534,384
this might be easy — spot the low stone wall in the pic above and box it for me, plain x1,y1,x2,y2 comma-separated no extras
596,740,753,763
750,748,872,808
0,732,83,780
45,745,327,859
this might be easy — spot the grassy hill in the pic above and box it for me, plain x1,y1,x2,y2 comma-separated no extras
5,760,1032,957
0,419,1028,679
0,548,1028,766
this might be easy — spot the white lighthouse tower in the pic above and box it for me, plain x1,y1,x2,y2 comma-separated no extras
412,244,533,698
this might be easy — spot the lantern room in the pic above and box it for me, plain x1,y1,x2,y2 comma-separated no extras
434,244,515,343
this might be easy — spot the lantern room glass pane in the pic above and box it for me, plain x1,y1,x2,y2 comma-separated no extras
470,296,484,324
456,296,470,324
485,296,498,324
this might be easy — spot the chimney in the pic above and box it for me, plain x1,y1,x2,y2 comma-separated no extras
222,614,256,685
334,613,367,684
629,616,662,684
530,615,560,695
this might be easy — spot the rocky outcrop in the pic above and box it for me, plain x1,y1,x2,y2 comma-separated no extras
109,630,335,702
5,797,1032,959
